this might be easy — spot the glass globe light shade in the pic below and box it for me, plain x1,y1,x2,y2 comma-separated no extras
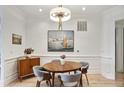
50,6,71,22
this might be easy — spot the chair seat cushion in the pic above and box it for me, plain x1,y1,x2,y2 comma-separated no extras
63,82,78,87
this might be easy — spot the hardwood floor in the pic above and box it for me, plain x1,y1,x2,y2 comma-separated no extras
8,73,124,87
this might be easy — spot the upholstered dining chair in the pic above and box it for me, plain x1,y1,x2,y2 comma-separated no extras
33,66,52,87
80,62,89,85
58,71,81,87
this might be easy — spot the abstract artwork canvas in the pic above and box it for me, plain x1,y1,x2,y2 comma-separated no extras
12,34,22,45
48,30,74,52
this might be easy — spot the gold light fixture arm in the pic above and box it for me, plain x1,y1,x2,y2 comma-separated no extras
58,16,62,30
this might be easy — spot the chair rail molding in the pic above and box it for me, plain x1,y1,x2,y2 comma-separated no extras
100,56,114,80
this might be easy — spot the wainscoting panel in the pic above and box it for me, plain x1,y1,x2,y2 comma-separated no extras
101,57,114,79
4,58,18,85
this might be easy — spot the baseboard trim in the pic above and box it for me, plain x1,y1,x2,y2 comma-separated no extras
5,73,18,86
0,81,4,87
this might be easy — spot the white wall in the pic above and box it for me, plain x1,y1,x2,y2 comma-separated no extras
3,6,26,59
101,6,124,79
26,15,102,57
25,15,102,75
0,6,7,86
1,6,26,85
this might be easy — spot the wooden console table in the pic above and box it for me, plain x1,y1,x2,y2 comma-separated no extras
18,57,40,81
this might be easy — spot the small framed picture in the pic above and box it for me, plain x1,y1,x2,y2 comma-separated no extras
12,34,22,45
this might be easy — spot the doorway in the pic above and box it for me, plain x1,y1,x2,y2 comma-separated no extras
115,19,124,79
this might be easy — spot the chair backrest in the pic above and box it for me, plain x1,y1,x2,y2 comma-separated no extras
33,66,48,77
59,71,81,86
80,62,89,69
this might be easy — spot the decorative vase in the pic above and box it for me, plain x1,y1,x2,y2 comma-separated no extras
25,54,31,58
60,59,65,65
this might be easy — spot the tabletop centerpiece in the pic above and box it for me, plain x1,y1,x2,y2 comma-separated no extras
60,54,66,65
24,48,34,58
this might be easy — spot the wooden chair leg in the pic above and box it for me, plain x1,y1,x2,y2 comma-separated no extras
60,82,64,87
79,74,83,87
46,80,49,86
19,77,22,82
85,74,89,85
48,80,51,87
36,80,41,87
58,76,64,87
74,71,77,74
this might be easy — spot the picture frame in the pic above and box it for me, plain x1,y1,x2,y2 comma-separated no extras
12,33,22,45
48,30,74,52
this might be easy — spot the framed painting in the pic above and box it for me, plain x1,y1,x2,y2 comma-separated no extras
48,30,74,52
12,33,22,45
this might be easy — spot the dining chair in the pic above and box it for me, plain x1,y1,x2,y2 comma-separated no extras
80,62,89,85
33,66,52,87
58,71,81,87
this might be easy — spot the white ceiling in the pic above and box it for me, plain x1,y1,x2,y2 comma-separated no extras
18,5,116,19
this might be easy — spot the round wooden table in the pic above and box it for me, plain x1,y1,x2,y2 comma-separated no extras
43,60,83,87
